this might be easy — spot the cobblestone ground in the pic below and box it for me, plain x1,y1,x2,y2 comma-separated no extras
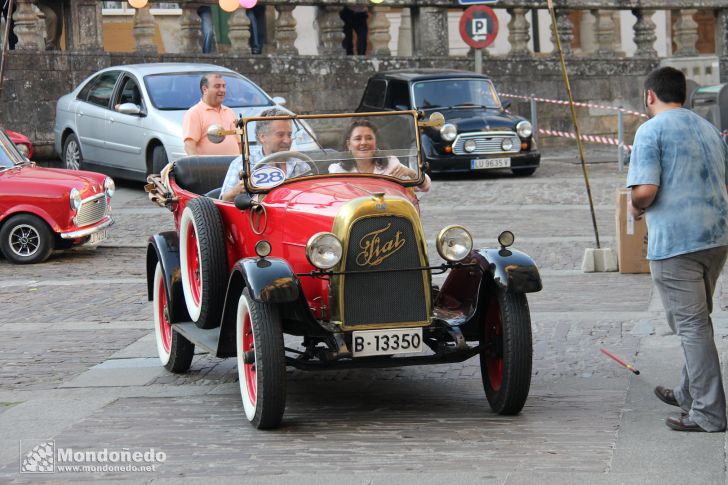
0,148,726,483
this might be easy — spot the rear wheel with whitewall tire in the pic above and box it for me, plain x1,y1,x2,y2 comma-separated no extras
153,263,194,373
480,288,533,415
179,197,227,329
236,287,286,429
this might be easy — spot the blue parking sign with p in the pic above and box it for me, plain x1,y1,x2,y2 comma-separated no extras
458,0,496,4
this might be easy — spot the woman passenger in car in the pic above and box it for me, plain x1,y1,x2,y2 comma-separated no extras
329,120,431,192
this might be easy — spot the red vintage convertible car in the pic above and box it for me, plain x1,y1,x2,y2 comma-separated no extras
146,111,541,429
0,129,114,264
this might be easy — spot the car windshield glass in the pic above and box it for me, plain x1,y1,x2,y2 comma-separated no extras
412,79,501,110
144,72,273,110
241,113,421,191
0,131,24,168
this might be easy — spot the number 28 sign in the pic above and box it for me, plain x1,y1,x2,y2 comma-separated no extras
459,5,499,49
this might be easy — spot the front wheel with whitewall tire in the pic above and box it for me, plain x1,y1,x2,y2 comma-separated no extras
236,287,286,429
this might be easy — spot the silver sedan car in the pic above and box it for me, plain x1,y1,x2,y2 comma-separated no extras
54,63,287,182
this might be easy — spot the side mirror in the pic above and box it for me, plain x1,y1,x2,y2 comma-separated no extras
234,193,254,210
206,124,225,144
272,96,286,105
501,100,512,110
117,103,144,116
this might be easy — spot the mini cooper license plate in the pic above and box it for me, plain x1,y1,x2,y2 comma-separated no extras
352,328,423,357
88,229,107,245
471,158,511,170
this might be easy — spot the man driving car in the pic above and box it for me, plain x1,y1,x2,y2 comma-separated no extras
220,108,309,202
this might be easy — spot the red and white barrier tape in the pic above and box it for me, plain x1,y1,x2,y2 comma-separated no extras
499,93,648,118
537,128,632,150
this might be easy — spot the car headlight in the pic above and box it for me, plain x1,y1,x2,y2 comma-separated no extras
104,177,115,198
463,139,477,153
440,123,457,142
516,120,533,138
436,225,473,262
501,138,514,151
306,232,343,270
16,143,29,157
70,188,82,211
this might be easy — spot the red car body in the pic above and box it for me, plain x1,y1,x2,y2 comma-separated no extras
7,129,33,159
0,129,113,264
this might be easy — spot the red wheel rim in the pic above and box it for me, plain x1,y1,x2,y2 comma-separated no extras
242,310,257,406
157,274,172,354
185,221,202,306
484,298,504,392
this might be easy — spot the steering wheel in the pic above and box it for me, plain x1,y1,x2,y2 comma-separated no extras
251,150,319,176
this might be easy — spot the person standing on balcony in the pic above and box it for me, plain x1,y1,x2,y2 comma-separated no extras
628,66,728,433
340,5,368,55
197,3,216,53
1,0,17,50
247,4,266,55
182,73,240,156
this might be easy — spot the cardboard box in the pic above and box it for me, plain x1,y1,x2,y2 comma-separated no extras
615,188,650,274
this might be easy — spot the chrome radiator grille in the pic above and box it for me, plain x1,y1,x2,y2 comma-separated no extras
342,215,427,326
76,194,109,226
452,132,520,155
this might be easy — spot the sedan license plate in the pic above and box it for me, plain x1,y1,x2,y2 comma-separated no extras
352,328,423,357
471,158,511,170
88,229,107,245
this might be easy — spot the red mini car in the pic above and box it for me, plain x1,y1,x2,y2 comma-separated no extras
0,129,114,264
6,129,33,159
146,112,542,429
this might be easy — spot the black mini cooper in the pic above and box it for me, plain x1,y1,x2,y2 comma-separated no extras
357,69,540,176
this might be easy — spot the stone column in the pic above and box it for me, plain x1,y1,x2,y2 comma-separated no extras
133,6,157,54
227,8,251,55
397,8,413,56
317,6,344,56
274,5,298,55
715,9,728,57
507,8,530,57
592,9,618,57
412,7,448,56
13,0,44,51
65,0,103,51
369,6,391,56
179,1,203,53
550,9,573,57
632,9,658,58
673,9,699,57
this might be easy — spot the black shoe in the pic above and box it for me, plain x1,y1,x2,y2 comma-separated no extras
654,386,680,407
665,414,707,432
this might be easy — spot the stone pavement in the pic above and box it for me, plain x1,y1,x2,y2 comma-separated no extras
1,147,727,483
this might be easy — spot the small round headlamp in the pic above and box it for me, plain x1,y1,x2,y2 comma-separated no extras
516,120,533,138
255,240,272,258
436,225,473,262
306,232,342,270
501,138,514,151
70,188,82,211
104,177,115,198
440,123,457,142
498,230,515,248
463,139,477,153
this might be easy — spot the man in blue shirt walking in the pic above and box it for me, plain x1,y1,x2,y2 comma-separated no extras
628,66,728,432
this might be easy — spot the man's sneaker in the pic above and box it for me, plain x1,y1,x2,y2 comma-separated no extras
654,386,680,407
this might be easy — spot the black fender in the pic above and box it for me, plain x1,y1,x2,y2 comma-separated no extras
216,257,302,357
146,232,191,323
476,248,542,294
434,248,540,339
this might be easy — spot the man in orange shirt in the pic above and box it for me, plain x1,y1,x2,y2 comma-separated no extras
182,73,241,156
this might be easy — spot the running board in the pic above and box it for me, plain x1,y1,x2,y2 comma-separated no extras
172,322,220,354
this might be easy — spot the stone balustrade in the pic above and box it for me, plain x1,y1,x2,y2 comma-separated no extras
3,1,727,60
